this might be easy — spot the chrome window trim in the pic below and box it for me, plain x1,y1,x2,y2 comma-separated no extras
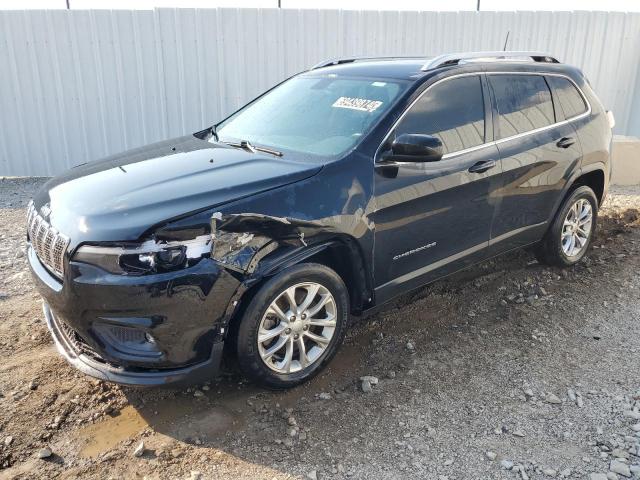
441,142,493,160
375,70,591,163
487,71,591,145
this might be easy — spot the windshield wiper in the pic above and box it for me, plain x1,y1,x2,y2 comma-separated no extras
223,140,283,157
210,124,219,142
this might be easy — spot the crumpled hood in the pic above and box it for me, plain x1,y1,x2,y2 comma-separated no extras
33,135,322,247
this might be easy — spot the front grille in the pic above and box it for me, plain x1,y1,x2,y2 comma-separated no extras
27,203,70,279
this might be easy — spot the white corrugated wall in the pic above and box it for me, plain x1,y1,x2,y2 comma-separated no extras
1,8,639,176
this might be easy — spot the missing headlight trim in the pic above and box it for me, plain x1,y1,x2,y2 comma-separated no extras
73,235,212,274
76,235,212,259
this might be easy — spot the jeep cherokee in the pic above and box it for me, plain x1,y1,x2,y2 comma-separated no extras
27,51,613,388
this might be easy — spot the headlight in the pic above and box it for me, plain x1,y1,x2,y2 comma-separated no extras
74,235,212,275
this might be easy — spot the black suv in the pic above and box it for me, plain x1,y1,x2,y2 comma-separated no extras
27,51,613,388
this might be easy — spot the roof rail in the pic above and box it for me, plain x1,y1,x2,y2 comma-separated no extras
311,56,427,70
421,51,560,71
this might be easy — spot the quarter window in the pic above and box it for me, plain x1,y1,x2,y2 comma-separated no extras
489,75,555,139
547,76,588,120
395,75,485,155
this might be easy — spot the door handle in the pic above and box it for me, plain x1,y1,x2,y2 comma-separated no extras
468,159,497,173
556,136,575,149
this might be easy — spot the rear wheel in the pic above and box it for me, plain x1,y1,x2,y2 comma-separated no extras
535,185,598,267
235,263,349,389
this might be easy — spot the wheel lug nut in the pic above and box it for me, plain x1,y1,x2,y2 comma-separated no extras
301,313,307,320
284,328,291,334
303,325,309,331
290,315,296,321
294,334,299,339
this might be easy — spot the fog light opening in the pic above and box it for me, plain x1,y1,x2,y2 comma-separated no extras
94,323,163,359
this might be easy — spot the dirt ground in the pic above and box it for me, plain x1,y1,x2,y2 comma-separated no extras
0,177,639,480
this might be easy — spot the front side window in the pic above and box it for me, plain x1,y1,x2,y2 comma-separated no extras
216,76,406,158
395,75,485,155
489,74,555,139
547,76,588,120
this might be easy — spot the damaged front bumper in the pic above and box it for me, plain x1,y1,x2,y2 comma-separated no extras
43,302,224,386
28,245,239,387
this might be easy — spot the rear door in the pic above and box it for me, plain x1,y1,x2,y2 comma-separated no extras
488,73,583,251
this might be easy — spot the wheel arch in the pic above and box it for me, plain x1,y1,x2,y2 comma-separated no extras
252,236,372,315
548,164,606,226
570,168,605,206
222,235,372,348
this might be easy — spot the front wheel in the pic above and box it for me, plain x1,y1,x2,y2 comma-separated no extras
235,263,349,389
535,185,598,267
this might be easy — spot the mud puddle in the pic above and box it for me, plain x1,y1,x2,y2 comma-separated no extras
78,393,246,457
78,405,148,457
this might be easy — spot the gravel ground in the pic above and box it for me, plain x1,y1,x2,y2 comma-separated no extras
0,177,639,480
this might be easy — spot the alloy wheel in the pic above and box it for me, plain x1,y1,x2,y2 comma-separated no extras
561,198,593,257
257,282,337,374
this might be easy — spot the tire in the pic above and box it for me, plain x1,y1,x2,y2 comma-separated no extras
235,263,349,389
535,185,598,267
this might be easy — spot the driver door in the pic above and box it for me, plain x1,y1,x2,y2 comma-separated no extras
372,74,503,304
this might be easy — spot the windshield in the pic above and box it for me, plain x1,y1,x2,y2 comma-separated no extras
216,75,406,157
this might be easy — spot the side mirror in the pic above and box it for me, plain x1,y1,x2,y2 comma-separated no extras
387,134,443,162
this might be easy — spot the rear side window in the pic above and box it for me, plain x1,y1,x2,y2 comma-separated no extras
489,75,555,139
547,76,588,120
395,75,485,155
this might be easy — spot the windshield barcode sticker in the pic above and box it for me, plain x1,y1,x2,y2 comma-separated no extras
332,97,383,113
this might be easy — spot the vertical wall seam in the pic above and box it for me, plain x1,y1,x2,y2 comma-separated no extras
132,10,148,144
68,11,91,162
7,12,33,174
89,10,110,157
24,12,51,172
110,11,129,149
153,8,169,139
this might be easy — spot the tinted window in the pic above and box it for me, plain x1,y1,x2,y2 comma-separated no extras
395,76,485,155
490,75,555,139
547,76,588,120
